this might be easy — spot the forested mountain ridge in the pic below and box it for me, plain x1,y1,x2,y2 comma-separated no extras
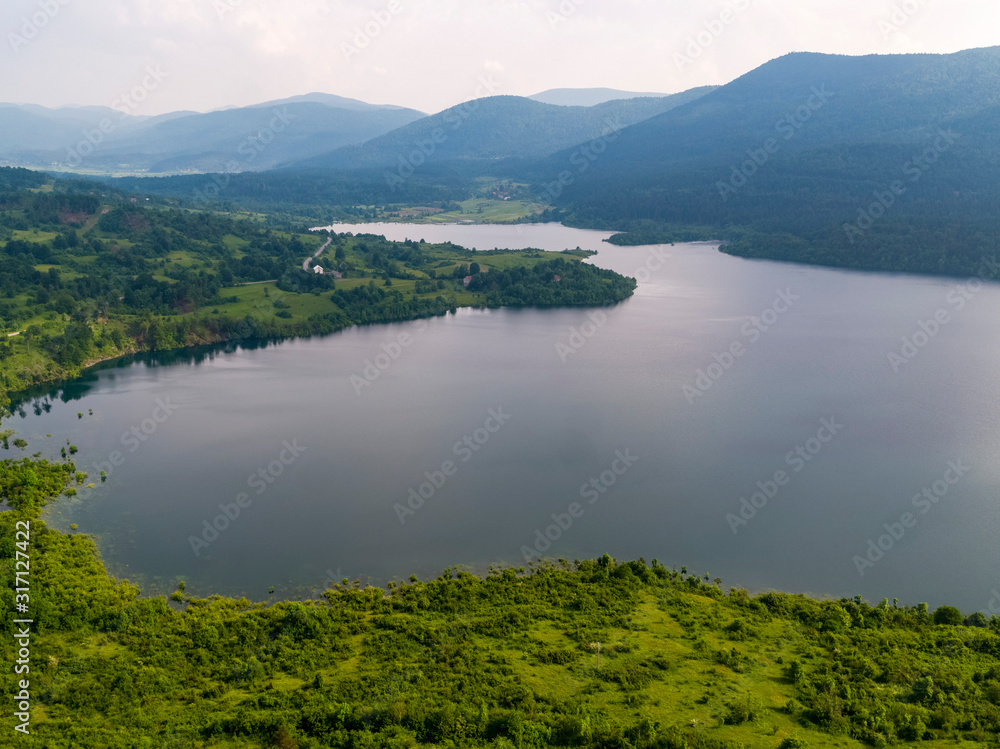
286,89,715,171
561,47,1000,170
540,47,1000,277
87,46,1000,279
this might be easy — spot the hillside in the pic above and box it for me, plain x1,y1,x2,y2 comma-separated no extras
0,98,426,174
48,47,1000,280
0,169,632,399
1,462,999,747
288,89,715,172
541,47,1000,277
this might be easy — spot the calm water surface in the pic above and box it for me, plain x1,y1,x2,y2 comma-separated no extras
12,223,1000,610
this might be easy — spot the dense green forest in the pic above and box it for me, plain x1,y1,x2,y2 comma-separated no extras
0,167,634,402
111,167,474,225
1,455,1000,748
290,91,715,171
539,49,1000,278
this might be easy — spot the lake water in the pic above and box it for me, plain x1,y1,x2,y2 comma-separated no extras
11,223,1000,611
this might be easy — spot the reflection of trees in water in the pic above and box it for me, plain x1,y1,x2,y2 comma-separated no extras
7,338,288,413
4,397,52,419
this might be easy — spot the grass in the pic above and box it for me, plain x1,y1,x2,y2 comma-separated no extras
33,264,84,280
221,233,250,255
422,198,544,224
12,229,59,243
205,283,331,321
165,249,201,267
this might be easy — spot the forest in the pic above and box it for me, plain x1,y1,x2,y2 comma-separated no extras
0,168,634,402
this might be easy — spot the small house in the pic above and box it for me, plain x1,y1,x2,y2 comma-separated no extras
313,265,324,275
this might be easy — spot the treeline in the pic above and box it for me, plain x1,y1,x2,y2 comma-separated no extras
0,171,641,403
0,192,319,322
542,112,1000,278
465,257,637,307
108,167,473,220
0,166,47,192
331,283,454,325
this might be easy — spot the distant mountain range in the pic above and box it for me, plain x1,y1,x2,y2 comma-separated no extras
0,94,426,173
284,88,716,171
35,46,1000,279
528,88,678,107
0,88,714,176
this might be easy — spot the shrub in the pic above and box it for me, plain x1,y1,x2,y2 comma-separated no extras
778,739,809,749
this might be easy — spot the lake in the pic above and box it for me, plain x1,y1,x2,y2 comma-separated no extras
11,222,1000,611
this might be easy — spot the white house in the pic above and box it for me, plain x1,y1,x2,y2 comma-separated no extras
313,265,324,275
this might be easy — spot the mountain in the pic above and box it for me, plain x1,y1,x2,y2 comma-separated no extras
542,47,1000,277
0,97,426,173
529,87,679,107
80,102,427,173
0,104,133,153
89,48,1000,281
250,92,415,112
287,87,716,171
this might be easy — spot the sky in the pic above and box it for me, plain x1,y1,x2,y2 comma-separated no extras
1,0,997,116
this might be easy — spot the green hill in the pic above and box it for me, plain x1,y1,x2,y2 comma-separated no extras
540,47,1000,277
0,169,632,400
289,90,715,171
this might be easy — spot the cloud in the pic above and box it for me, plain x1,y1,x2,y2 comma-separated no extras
1,0,996,115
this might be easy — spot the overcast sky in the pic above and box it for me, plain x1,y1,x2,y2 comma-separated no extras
2,0,996,116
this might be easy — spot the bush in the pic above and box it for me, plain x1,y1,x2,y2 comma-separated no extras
778,739,809,749
724,692,764,724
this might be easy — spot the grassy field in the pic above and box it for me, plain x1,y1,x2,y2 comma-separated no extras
386,198,546,224
12,229,60,243
429,199,545,224
206,282,342,323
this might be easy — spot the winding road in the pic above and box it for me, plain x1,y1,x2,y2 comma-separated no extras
303,235,333,272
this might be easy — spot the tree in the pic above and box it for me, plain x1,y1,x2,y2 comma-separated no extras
270,725,297,748
24,325,42,354
934,605,964,626
965,611,989,628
